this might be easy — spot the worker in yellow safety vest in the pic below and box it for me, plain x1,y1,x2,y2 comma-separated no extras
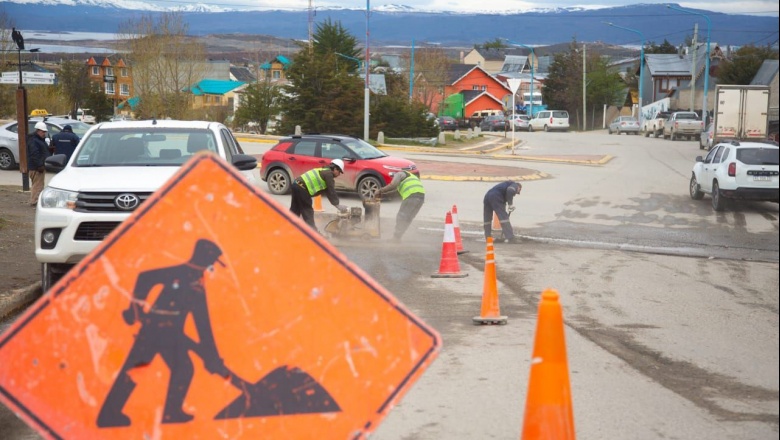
290,159,348,231
376,170,425,242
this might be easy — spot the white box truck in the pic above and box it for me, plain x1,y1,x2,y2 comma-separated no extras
707,85,770,149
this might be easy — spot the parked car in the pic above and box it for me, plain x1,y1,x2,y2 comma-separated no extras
0,117,92,171
479,114,508,132
436,116,458,131
699,122,715,150
608,116,640,135
529,110,570,132
663,111,703,141
35,119,259,291
689,140,779,211
260,134,419,200
510,114,531,131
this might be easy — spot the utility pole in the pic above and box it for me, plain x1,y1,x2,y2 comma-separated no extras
307,0,314,53
582,44,586,131
690,23,698,112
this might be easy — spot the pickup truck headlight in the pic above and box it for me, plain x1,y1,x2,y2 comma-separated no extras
40,188,77,209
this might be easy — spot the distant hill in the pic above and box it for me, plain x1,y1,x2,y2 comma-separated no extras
1,2,777,47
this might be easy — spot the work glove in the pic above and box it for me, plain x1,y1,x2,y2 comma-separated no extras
507,204,516,213
337,204,349,213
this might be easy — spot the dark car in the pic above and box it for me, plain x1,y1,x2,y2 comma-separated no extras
260,134,419,200
479,115,508,132
436,116,458,131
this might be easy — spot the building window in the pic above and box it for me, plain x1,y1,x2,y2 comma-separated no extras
105,82,115,94
105,67,114,76
272,70,281,79
472,85,480,90
121,67,128,77
120,84,130,96
91,66,99,75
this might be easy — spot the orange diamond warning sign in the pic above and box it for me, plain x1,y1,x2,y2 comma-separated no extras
0,153,441,438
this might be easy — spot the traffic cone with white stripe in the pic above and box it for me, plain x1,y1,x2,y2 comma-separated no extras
452,204,468,254
431,211,468,278
472,237,507,325
492,212,501,234
313,194,324,212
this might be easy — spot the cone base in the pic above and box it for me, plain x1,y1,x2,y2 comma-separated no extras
431,272,469,278
472,316,508,325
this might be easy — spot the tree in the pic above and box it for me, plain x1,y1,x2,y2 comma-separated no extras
371,71,438,138
82,87,115,122
312,18,361,71
117,12,206,119
57,60,92,117
717,45,779,85
644,39,678,54
0,10,18,117
403,46,452,113
482,38,507,50
234,79,282,134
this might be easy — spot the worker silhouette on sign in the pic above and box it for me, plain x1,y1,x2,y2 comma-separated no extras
97,239,230,427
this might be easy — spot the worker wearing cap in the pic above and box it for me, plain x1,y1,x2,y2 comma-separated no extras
98,239,229,427
290,159,348,231
376,170,425,242
51,124,80,163
26,121,50,207
483,180,522,244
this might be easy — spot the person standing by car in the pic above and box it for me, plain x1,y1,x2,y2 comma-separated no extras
51,124,80,163
376,170,425,242
290,159,348,231
483,180,522,243
27,121,50,207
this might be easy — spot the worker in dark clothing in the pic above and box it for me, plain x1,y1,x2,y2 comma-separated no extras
290,159,348,231
97,239,230,428
51,124,80,162
376,170,425,242
26,121,50,207
483,181,522,243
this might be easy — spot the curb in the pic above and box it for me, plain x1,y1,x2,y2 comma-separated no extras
0,283,42,321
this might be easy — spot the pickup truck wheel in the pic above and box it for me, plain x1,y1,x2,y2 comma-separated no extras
608,128,612,134
711,181,726,211
644,129,650,137
528,125,534,132
670,131,676,141
689,174,704,200
544,125,549,132
41,263,66,293
654,129,660,138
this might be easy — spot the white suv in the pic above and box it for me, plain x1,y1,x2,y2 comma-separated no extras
35,119,260,291
689,140,779,211
529,110,570,132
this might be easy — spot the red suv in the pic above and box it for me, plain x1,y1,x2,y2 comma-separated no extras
260,134,419,200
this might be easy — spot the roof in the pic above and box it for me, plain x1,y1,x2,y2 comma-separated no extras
500,55,527,73
750,60,779,86
230,66,256,83
188,79,245,96
260,55,291,70
645,48,708,77
472,47,524,61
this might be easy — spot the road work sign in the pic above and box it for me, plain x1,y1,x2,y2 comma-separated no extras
0,153,441,438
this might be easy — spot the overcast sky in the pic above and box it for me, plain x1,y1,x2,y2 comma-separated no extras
139,0,778,16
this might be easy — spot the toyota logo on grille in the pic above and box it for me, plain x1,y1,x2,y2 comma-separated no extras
115,193,140,211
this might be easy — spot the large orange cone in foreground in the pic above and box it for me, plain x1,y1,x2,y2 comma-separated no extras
431,211,468,278
521,288,575,440
472,237,506,325
452,204,468,254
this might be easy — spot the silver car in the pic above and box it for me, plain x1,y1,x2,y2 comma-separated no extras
608,116,640,135
0,117,92,170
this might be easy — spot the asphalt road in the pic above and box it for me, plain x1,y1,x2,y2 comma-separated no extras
1,130,777,439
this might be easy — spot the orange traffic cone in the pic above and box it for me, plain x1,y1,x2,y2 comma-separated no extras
452,204,468,254
431,211,468,278
521,289,575,440
313,194,324,212
492,212,501,234
472,237,506,325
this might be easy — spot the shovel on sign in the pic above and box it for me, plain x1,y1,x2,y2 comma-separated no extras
190,341,341,418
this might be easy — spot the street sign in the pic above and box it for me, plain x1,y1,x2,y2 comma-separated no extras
0,76,54,85
507,78,522,94
0,153,441,438
2,71,55,80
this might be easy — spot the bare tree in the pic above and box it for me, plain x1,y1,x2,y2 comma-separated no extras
117,12,206,119
402,47,452,112
0,10,18,117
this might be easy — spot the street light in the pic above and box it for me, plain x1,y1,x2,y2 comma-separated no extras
504,39,535,117
604,22,645,127
667,4,711,126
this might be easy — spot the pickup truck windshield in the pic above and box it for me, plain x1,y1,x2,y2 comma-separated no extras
675,113,697,120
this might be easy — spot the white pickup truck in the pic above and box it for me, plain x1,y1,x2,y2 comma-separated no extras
642,111,671,138
663,111,704,141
